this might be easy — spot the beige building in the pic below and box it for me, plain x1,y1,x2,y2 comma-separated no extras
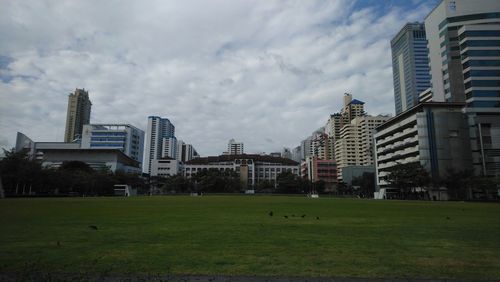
64,88,92,142
335,115,389,181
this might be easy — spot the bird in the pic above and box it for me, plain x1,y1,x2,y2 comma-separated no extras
88,225,98,230
269,211,274,217
316,216,320,220
446,217,450,220
284,215,288,219
301,214,306,218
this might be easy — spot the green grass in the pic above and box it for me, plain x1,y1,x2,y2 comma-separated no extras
1,196,500,279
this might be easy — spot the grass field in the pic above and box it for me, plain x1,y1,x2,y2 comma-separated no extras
1,196,500,279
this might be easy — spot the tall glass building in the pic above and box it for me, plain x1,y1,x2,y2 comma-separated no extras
425,0,500,176
143,116,177,174
391,22,431,115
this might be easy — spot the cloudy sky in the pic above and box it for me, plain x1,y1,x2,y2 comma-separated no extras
0,0,439,156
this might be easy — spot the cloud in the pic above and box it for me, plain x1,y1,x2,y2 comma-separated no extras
0,0,435,156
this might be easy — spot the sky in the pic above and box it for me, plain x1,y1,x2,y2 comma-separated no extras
0,0,440,156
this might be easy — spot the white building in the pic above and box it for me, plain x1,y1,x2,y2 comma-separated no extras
226,139,244,155
184,154,299,188
176,140,199,163
150,158,182,178
81,124,144,165
15,133,141,173
143,116,176,175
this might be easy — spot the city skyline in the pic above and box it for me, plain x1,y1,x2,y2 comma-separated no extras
0,0,440,156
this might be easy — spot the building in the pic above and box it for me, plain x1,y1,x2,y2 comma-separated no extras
150,158,182,178
310,131,334,160
176,140,199,163
64,88,92,142
143,116,176,175
226,139,244,155
335,115,389,181
374,102,472,193
291,146,302,163
281,147,292,160
14,133,140,173
81,124,144,165
419,88,433,103
341,166,375,187
425,0,500,176
301,156,337,191
184,154,299,189
391,22,431,114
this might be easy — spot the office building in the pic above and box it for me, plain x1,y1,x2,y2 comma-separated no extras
81,124,144,164
64,88,92,142
374,102,472,196
425,0,500,176
143,116,176,175
391,22,431,114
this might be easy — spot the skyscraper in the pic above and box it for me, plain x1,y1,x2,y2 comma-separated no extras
425,0,500,176
64,88,92,142
391,22,431,114
143,116,176,174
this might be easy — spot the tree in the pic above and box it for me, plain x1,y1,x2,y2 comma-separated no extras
352,172,375,198
276,171,305,194
383,162,431,199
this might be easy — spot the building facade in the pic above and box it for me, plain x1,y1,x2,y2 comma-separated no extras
425,0,500,176
176,140,199,163
184,154,299,189
143,116,176,175
150,158,182,177
374,103,472,190
81,124,144,165
391,22,431,114
226,139,244,155
64,88,92,142
301,156,337,191
335,115,389,181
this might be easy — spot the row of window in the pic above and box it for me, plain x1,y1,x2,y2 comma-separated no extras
90,143,124,147
466,90,500,99
467,101,500,108
459,30,500,41
463,60,500,69
439,12,500,30
90,137,126,142
464,70,500,79
461,40,500,49
464,80,500,89
91,132,127,136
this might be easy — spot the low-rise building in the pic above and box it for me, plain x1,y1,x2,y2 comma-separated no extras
150,158,182,177
301,156,337,191
184,154,299,188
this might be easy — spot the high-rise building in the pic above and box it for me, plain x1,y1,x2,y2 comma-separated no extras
81,124,144,165
227,139,244,155
391,22,431,114
335,115,389,181
64,88,92,142
425,0,500,176
176,140,199,163
143,116,176,174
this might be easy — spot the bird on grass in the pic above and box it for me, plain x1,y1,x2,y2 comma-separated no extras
301,214,306,218
316,216,320,220
284,215,288,219
88,225,98,230
269,211,274,217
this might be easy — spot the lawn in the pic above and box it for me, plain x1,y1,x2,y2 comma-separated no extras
1,196,499,279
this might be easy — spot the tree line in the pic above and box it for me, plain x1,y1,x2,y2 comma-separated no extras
382,162,499,201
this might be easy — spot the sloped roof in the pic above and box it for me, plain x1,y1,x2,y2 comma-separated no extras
349,99,365,105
